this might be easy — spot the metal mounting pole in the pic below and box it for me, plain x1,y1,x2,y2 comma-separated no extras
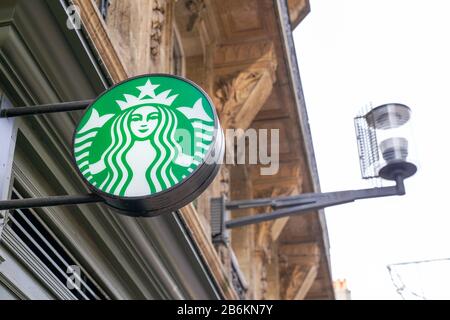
0,194,104,211
0,99,94,118
211,176,407,240
0,98,100,214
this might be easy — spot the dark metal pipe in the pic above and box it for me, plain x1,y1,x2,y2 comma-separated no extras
226,192,326,210
226,186,401,211
225,179,405,229
395,175,406,195
0,194,104,210
225,197,357,229
0,100,94,118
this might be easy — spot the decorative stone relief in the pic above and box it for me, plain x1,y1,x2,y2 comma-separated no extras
151,0,166,59
214,70,263,127
215,71,262,108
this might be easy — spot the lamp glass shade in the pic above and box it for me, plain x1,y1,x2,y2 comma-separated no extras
363,103,418,180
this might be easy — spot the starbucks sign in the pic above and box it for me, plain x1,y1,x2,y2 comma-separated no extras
72,74,223,216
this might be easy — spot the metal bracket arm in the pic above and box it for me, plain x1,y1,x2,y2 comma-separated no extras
217,176,405,230
0,194,104,211
0,100,93,118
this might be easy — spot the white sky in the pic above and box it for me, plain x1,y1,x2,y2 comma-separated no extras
293,0,450,299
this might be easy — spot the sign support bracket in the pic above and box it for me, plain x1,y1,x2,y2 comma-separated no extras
0,99,100,212
211,175,406,244
0,193,104,211
0,100,93,118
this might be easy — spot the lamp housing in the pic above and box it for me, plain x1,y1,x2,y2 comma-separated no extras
355,103,417,181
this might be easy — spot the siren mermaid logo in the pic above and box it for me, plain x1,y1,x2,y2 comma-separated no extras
73,75,216,198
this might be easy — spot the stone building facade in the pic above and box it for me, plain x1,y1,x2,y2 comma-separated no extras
0,0,333,299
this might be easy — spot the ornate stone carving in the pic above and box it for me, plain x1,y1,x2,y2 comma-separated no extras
151,0,166,59
214,70,263,127
215,71,261,108
212,40,277,129
185,0,206,32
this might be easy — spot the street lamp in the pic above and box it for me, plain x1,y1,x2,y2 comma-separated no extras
360,103,417,181
211,103,418,245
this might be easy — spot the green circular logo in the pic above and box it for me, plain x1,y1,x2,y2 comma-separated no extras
73,75,220,206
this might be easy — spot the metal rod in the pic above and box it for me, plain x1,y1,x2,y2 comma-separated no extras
226,185,400,211
395,175,405,195
0,194,104,210
226,193,323,210
225,177,406,229
225,195,366,229
0,99,94,118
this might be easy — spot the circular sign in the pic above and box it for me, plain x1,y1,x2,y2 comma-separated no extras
72,74,224,216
